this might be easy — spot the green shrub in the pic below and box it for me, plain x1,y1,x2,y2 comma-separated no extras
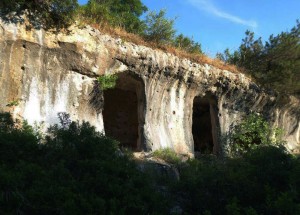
143,9,176,44
228,113,285,157
0,112,168,214
97,74,118,90
1,112,299,214
174,146,300,215
173,34,203,54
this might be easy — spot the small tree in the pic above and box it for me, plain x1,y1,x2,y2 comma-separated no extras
173,33,203,54
81,0,147,34
143,9,176,44
217,20,300,94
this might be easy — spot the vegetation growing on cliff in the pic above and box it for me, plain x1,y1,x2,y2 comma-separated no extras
0,0,211,68
1,0,298,94
217,21,300,94
78,0,147,34
0,0,78,29
97,74,118,90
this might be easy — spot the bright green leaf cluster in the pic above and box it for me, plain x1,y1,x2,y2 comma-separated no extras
229,113,285,157
97,74,118,90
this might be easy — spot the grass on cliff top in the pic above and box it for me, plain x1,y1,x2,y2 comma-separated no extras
83,21,241,74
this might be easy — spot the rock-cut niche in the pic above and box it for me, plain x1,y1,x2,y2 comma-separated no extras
192,95,219,155
102,72,145,151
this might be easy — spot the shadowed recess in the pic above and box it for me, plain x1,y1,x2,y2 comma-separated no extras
103,72,145,151
192,95,219,155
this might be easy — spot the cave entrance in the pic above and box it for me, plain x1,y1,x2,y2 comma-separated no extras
192,95,219,155
102,73,145,151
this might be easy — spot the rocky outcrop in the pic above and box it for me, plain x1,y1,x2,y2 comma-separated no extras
0,19,299,155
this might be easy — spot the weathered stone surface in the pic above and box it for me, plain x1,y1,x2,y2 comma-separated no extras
0,19,299,155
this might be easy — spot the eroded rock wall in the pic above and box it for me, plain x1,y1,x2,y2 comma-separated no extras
0,20,299,154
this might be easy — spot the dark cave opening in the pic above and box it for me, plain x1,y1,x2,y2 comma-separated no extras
102,73,145,151
192,96,218,155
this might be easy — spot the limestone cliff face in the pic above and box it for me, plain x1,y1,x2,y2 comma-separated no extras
0,20,299,155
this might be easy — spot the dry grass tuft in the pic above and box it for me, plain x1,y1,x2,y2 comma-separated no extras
85,21,243,74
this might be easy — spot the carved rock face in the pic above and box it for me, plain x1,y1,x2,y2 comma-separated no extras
0,20,299,155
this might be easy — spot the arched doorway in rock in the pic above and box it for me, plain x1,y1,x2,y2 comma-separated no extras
192,95,219,155
102,72,145,151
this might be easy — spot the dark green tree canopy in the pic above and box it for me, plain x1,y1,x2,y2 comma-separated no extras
0,112,168,214
217,21,300,94
0,0,78,29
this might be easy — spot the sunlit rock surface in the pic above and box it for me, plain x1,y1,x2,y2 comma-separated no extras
0,19,299,155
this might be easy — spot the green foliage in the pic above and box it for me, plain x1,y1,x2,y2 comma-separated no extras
6,99,21,107
0,0,78,29
0,0,204,57
143,9,176,44
97,74,118,90
152,148,181,165
228,114,284,156
174,146,300,215
217,21,300,94
81,0,147,33
0,112,168,214
78,0,111,24
173,34,203,54
1,112,300,214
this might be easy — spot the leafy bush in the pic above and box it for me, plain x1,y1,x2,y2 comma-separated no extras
97,74,118,90
171,113,298,214
228,113,284,157
143,9,176,44
81,0,147,34
173,34,203,54
174,146,300,215
0,112,167,214
0,0,78,29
